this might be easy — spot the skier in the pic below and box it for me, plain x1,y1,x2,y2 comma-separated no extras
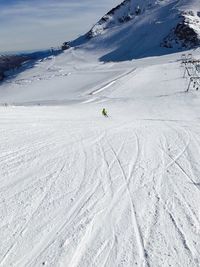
102,108,108,117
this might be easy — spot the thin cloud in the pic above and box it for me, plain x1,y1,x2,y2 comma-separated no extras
0,0,121,53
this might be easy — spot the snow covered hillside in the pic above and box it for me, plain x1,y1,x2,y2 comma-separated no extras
1,0,200,266
1,47,200,266
0,50,62,82
71,0,200,61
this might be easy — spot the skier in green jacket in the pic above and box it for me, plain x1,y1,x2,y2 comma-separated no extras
102,108,108,117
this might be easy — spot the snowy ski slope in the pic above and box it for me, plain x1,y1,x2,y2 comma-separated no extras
0,48,200,267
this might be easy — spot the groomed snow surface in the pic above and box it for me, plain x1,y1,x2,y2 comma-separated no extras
1,48,200,267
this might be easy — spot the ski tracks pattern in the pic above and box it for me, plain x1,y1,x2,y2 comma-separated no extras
1,117,200,266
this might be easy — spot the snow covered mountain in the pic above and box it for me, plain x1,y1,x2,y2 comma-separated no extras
1,1,200,267
71,0,200,61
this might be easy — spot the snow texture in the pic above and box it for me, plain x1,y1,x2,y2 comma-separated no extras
0,46,200,266
1,0,200,266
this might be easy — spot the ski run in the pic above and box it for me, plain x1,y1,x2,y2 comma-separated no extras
0,48,200,267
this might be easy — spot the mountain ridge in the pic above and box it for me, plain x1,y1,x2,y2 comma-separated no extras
69,0,200,61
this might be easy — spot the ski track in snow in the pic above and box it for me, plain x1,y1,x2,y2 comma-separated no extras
0,48,200,266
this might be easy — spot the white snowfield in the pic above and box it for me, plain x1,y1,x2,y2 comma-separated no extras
1,48,200,267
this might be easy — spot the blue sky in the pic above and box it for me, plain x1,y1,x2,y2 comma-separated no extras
0,0,121,53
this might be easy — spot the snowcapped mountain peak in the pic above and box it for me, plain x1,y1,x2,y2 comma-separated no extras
87,0,160,38
70,0,200,61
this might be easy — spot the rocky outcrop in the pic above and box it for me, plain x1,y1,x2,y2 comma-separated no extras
161,12,200,49
86,0,145,39
61,42,70,51
0,55,29,82
0,72,5,81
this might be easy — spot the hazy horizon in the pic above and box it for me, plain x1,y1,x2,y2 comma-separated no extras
0,0,121,53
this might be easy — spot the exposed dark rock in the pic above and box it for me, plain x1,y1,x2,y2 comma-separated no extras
161,14,200,49
0,55,30,82
118,14,133,23
0,72,5,81
107,0,129,16
183,10,195,17
87,0,131,38
175,22,199,46
135,6,142,15
61,42,70,51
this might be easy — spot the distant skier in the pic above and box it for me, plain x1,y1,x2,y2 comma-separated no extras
102,108,108,117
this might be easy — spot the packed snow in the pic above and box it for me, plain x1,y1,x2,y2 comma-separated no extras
0,46,200,267
1,0,200,266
